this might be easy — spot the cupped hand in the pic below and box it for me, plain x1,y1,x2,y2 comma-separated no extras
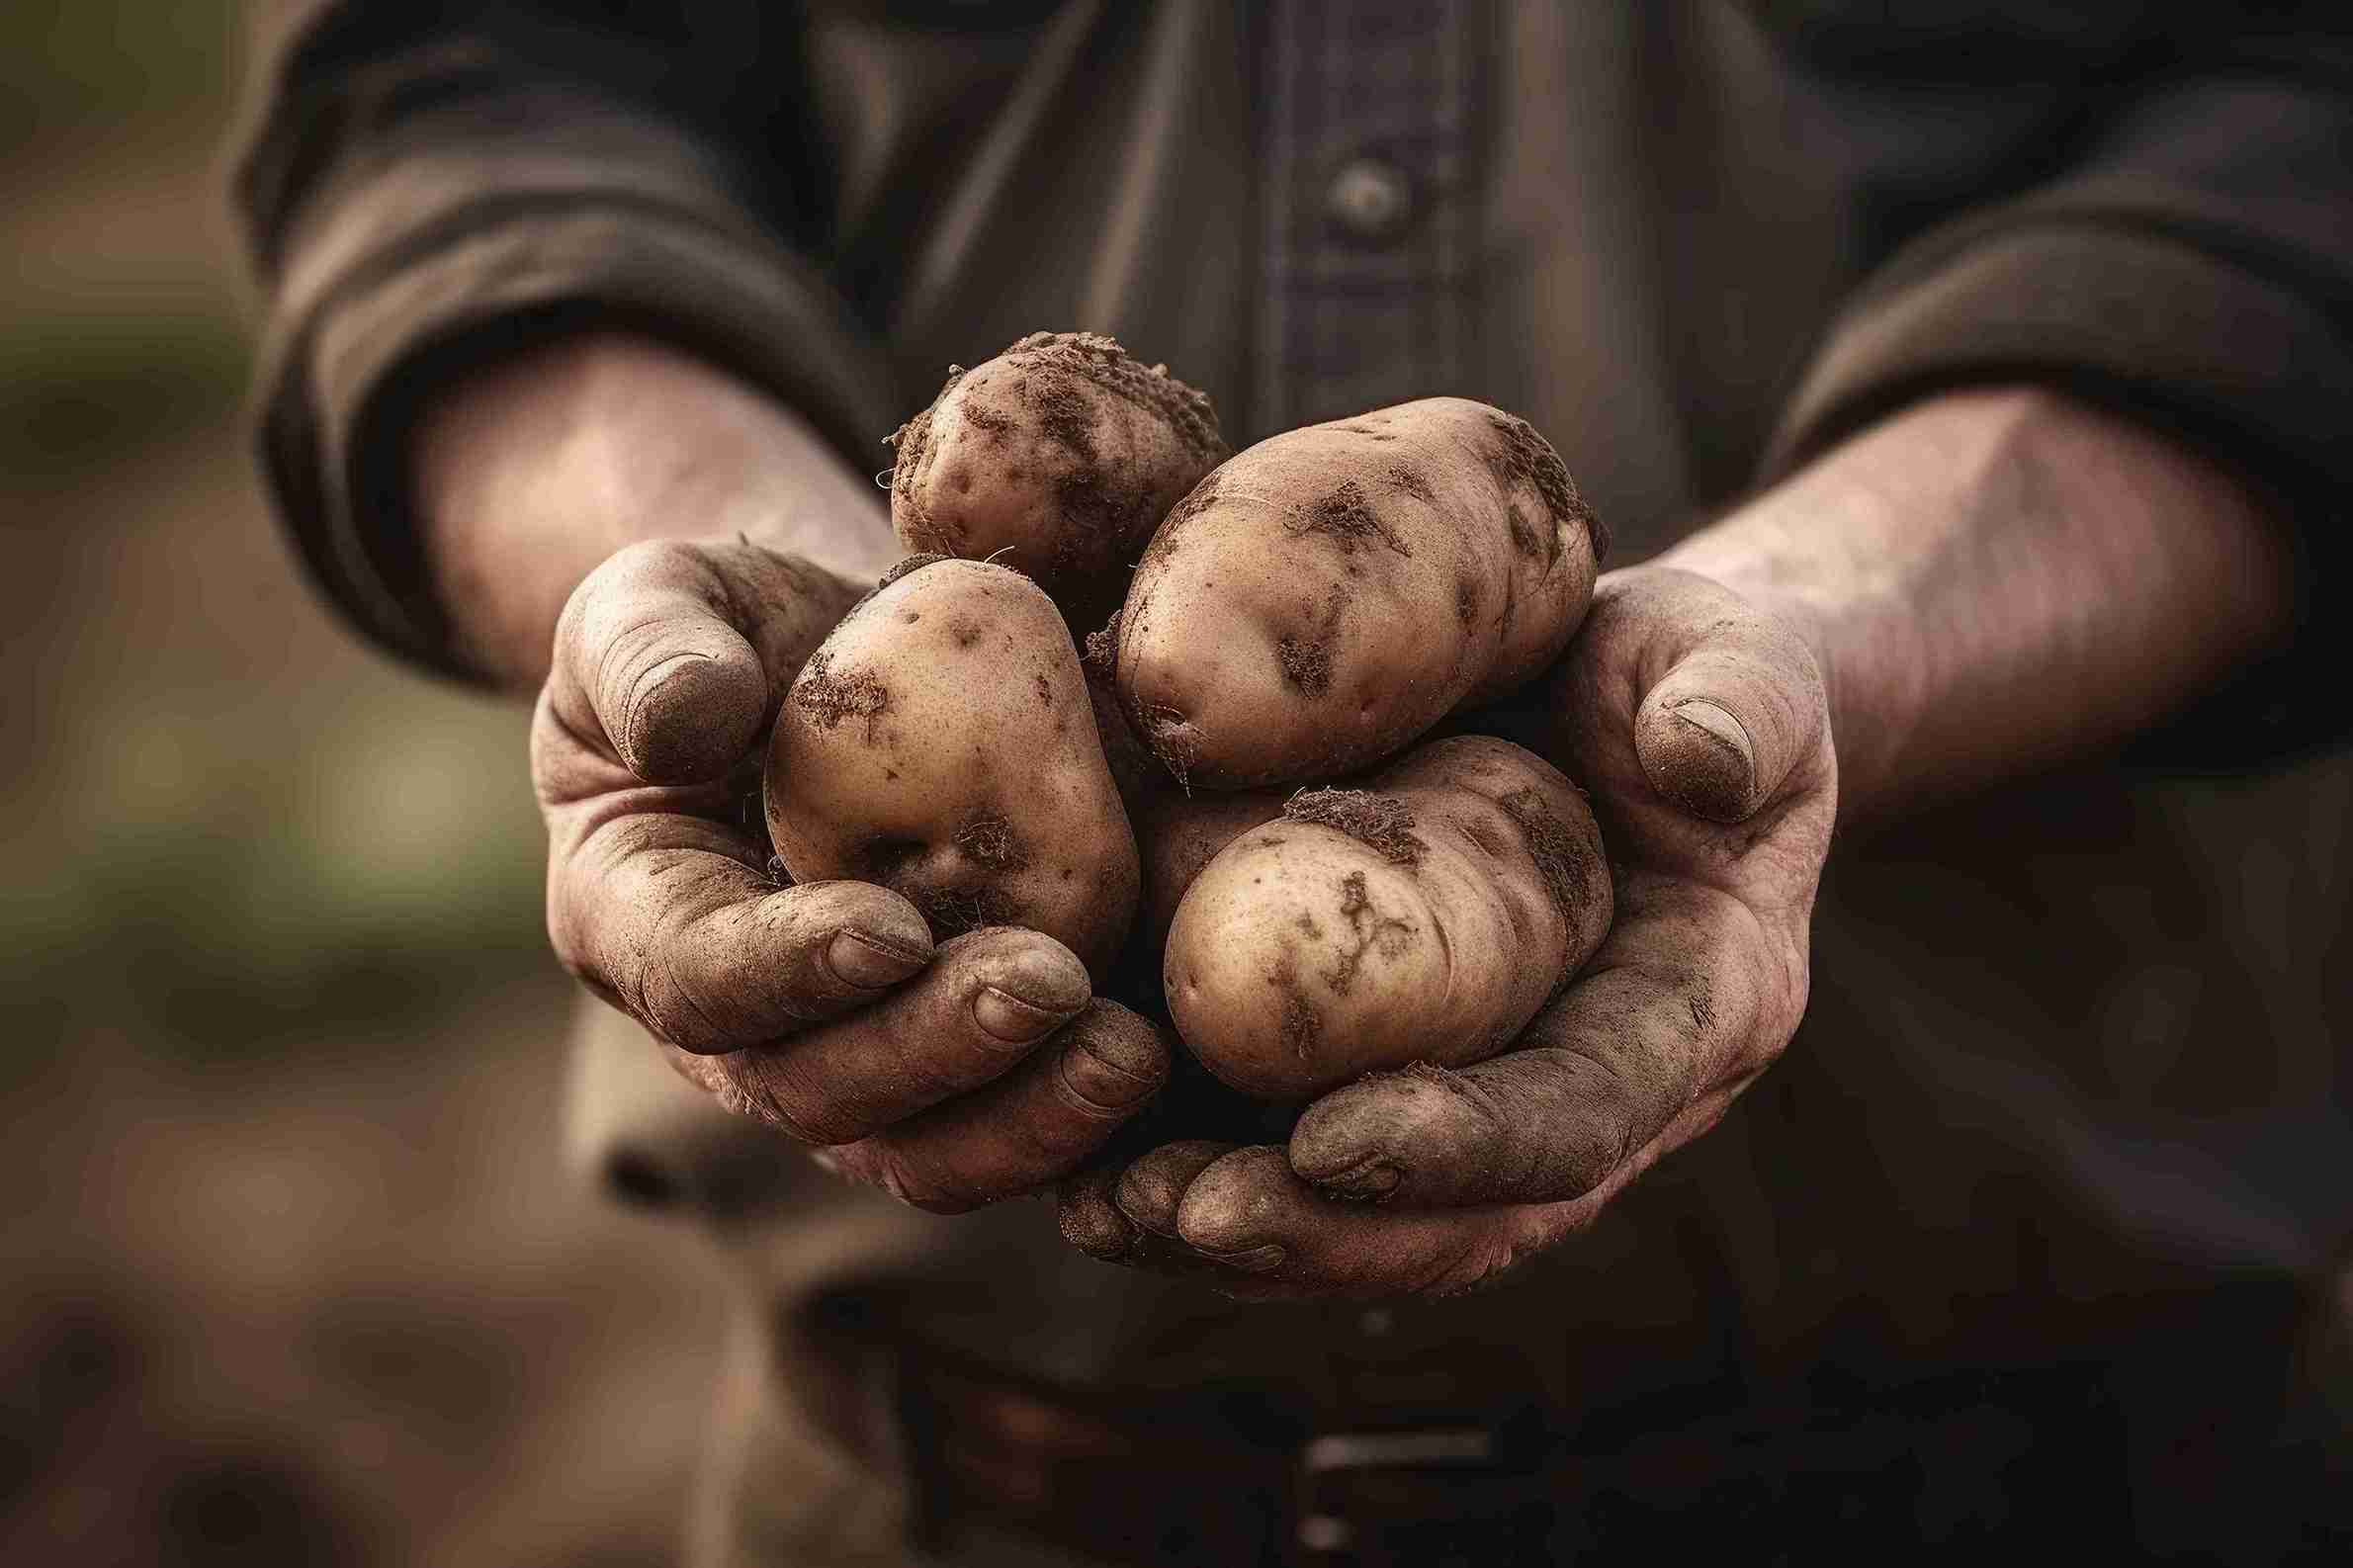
1061,565,1833,1296
534,537,1168,1212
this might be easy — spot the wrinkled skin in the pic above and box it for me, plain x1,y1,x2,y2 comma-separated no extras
1061,566,1835,1299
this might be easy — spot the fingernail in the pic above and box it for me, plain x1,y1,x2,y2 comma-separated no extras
1059,1187,1139,1260
828,929,925,990
1670,699,1754,775
1315,1158,1401,1201
1063,1011,1167,1108
1201,1245,1287,1273
974,986,1072,1043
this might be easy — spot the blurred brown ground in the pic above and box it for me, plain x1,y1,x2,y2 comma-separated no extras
2,6,736,1562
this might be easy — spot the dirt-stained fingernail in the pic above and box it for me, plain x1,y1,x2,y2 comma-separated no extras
974,986,1071,1043
828,929,925,990
1059,1182,1138,1260
1061,1008,1169,1109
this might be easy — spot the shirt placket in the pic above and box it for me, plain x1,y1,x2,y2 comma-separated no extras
1255,0,1482,439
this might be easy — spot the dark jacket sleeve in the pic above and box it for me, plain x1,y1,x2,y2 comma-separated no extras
1763,19,2353,763
233,2,901,676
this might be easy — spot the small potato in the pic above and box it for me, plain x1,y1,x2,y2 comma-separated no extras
1114,398,1605,788
1163,736,1612,1099
890,332,1229,629
764,557,1140,978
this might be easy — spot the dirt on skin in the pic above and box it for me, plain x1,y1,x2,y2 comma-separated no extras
1139,471,1220,570
1270,952,1324,1065
1003,331,1225,464
895,333,1228,588
845,553,952,620
1320,869,1417,996
793,651,890,739
1496,785,1604,949
1275,633,1332,696
1386,462,1437,502
1284,478,1412,559
1282,789,1425,865
1484,410,1607,561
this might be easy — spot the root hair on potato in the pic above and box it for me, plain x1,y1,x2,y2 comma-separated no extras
1138,703,1200,793
954,813,1030,873
1282,788,1425,865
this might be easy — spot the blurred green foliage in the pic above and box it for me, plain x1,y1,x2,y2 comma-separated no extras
3,0,558,1083
0,0,236,151
0,308,251,480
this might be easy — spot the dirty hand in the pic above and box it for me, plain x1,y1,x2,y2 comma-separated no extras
1062,565,1833,1296
408,331,1171,1215
531,537,1170,1211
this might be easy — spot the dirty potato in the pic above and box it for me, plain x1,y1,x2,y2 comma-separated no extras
1113,398,1605,788
764,557,1140,978
890,332,1229,631
1163,736,1611,1098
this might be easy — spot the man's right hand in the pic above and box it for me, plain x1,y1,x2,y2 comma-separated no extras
418,332,1168,1212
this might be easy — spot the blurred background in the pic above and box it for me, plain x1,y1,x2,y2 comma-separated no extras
2,5,736,1561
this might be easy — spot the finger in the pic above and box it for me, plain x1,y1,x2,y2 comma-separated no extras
1615,574,1823,824
1115,1140,1237,1236
550,539,857,783
1172,1146,1562,1299
671,927,1090,1144
543,769,935,1051
826,1001,1173,1213
1057,1153,1260,1286
1286,871,1786,1208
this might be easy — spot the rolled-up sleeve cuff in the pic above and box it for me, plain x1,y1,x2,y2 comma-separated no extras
1764,222,2353,493
255,192,899,679
1763,221,2353,766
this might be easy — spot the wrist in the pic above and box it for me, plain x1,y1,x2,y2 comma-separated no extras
411,328,891,690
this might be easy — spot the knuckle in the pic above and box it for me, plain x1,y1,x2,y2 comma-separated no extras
706,1062,827,1145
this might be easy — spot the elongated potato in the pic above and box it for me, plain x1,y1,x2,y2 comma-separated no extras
764,557,1139,977
1163,736,1611,1098
890,332,1229,629
1114,398,1604,788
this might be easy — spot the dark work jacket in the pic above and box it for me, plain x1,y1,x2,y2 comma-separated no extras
235,2,2353,1555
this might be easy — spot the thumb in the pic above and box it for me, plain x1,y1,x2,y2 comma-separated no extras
1632,625,1820,825
553,539,857,784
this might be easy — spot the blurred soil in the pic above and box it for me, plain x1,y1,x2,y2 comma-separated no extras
3,5,734,1562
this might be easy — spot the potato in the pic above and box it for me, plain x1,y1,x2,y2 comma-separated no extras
1163,736,1611,1099
1113,398,1605,788
764,557,1140,977
1080,618,1290,955
889,332,1229,630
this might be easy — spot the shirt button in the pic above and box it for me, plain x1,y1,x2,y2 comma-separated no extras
1325,156,1414,242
